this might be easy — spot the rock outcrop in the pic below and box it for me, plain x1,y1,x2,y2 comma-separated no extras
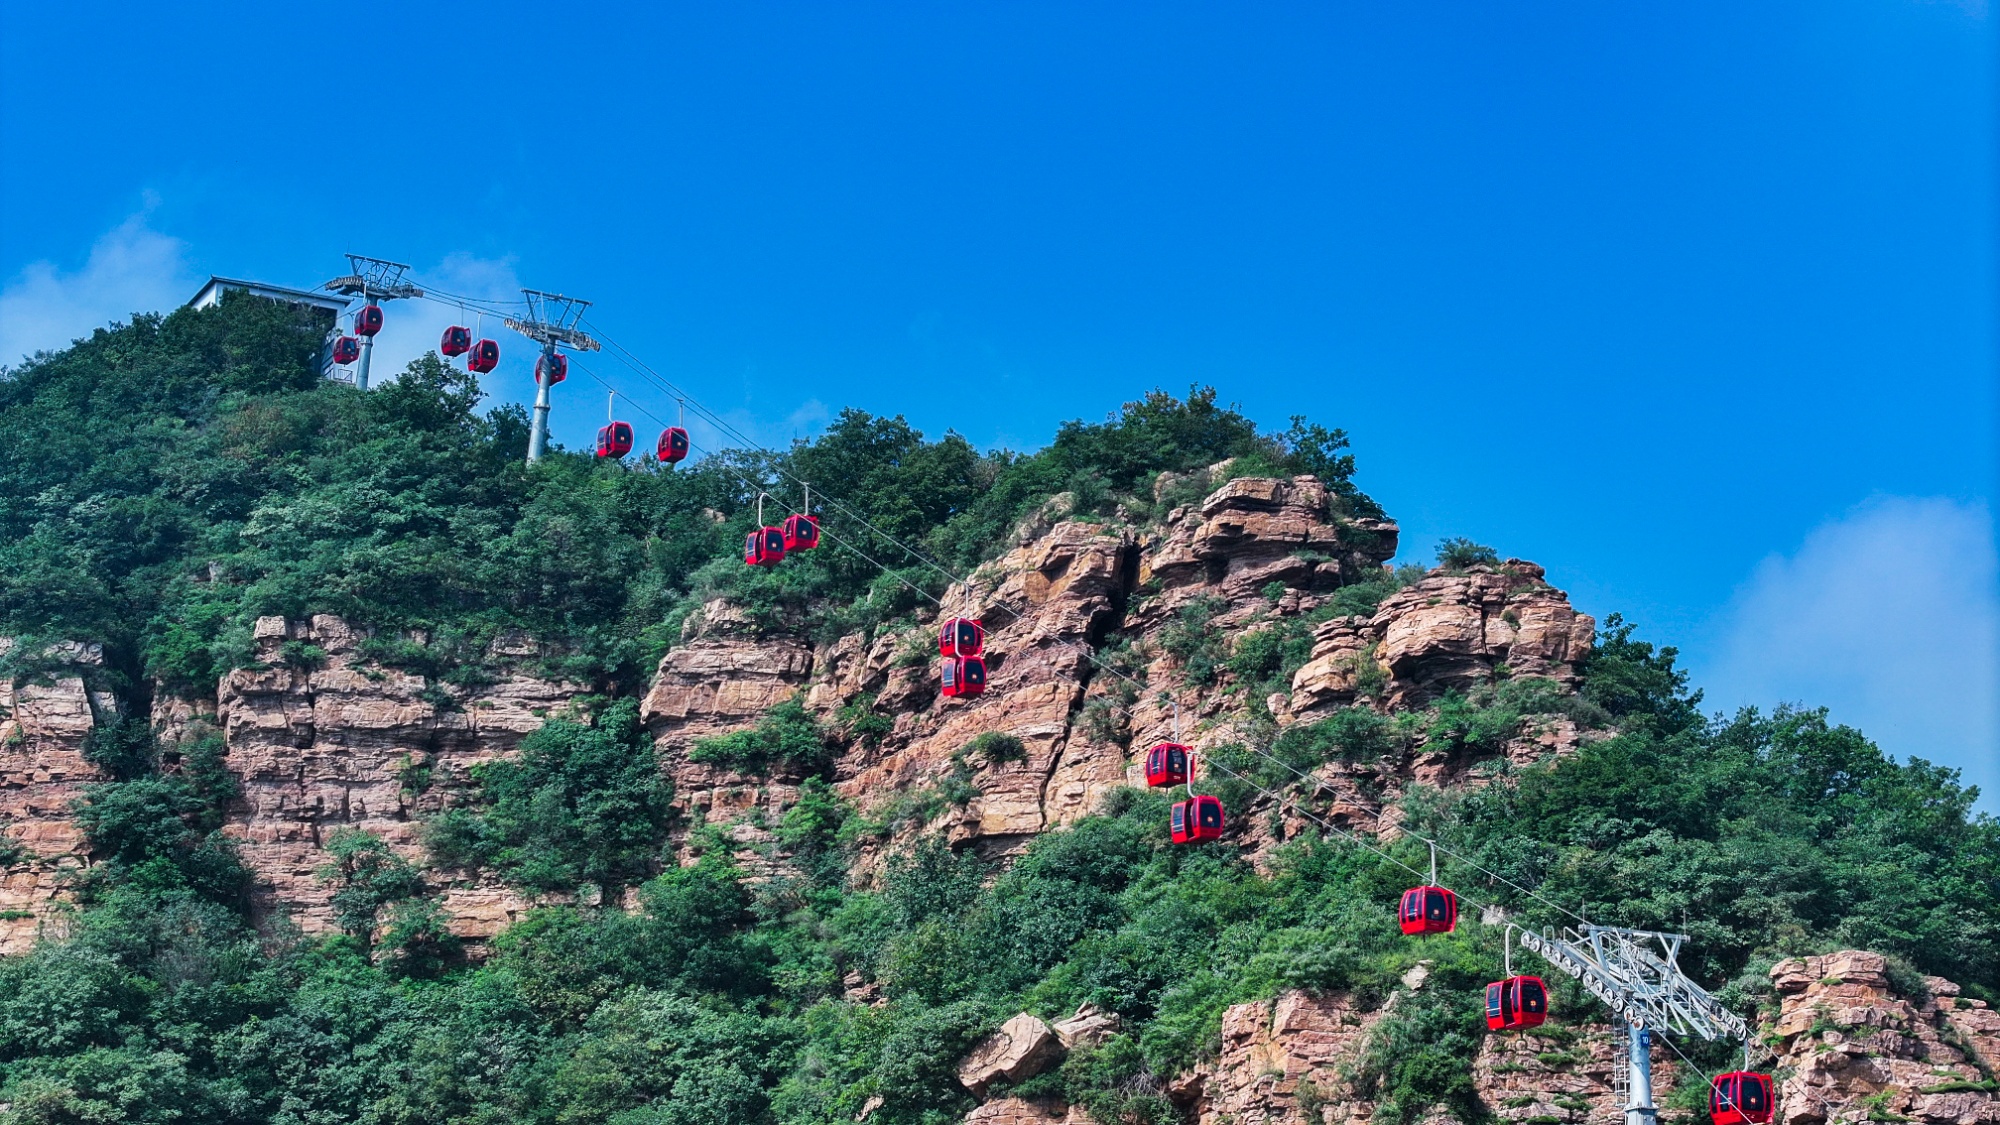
0,643,110,953
958,1013,1066,1098
5,472,1600,950
953,952,1995,1125
214,614,581,939
1289,560,1595,715
1769,952,2000,1125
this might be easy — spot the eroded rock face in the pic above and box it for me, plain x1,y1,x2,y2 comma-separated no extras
656,476,1599,870
215,615,579,940
5,475,1595,953
0,643,109,953
1292,560,1595,715
641,598,816,874
1142,474,1397,602
1768,952,2000,1125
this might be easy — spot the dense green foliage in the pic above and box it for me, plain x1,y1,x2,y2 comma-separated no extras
427,700,674,894
1,297,1994,1123
0,295,1360,695
690,696,837,776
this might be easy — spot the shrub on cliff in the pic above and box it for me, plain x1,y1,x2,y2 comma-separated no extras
426,699,672,894
690,695,836,776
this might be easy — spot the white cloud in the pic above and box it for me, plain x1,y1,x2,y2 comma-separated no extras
1703,496,1999,807
0,207,197,365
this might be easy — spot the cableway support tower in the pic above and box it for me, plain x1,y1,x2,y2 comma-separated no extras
1517,925,1750,1125
506,289,601,463
323,255,422,391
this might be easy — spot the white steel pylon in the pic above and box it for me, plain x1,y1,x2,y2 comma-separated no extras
506,290,601,464
323,255,423,391
1516,925,1749,1125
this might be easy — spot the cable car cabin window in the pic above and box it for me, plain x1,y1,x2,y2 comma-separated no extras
658,427,690,463
1486,983,1513,1030
782,514,819,551
1145,743,1189,787
1518,977,1547,1016
940,618,985,657
1197,798,1221,829
1171,803,1187,838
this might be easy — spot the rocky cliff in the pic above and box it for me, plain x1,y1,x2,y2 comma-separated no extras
2,470,1598,943
3,471,1993,1125
644,471,1596,876
0,643,111,953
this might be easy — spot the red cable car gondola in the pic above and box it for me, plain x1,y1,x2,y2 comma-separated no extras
467,339,499,374
939,617,985,657
331,336,360,365
745,525,786,567
537,354,567,385
596,422,634,459
1398,885,1458,935
1171,794,1224,844
1710,1073,1774,1125
1145,742,1190,787
941,655,987,697
657,427,690,465
782,513,820,551
440,325,472,356
354,304,384,337
1485,975,1549,1030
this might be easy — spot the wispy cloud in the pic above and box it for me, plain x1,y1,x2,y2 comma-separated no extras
1703,496,1999,808
0,205,197,366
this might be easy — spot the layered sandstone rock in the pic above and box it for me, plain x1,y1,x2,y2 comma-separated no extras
1768,952,2000,1125
1142,474,1396,603
640,598,816,874
4,474,1598,953
653,476,1601,872
215,614,578,939
0,642,109,953
1290,560,1595,714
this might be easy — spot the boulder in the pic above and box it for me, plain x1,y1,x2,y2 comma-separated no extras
1052,1003,1121,1049
963,1098,1094,1124
958,1013,1064,1097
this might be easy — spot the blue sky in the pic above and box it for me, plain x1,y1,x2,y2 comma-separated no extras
2,2,1993,804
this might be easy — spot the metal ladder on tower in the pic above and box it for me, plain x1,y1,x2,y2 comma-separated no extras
1612,1022,1632,1114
